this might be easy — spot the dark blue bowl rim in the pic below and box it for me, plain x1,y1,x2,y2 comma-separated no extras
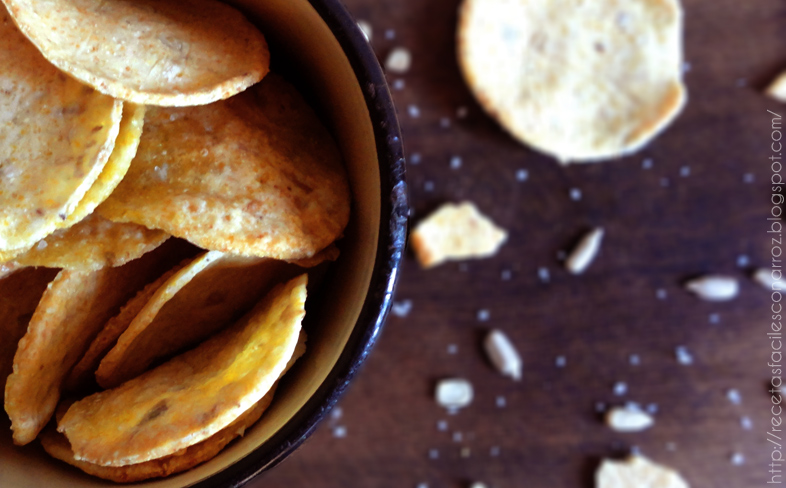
191,1,407,486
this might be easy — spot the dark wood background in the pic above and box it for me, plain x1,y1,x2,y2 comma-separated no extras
253,1,786,486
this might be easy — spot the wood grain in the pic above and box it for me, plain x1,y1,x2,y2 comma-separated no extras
252,0,786,486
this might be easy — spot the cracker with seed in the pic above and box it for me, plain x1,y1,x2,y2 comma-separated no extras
597,455,690,488
3,245,180,445
0,5,122,252
59,275,307,467
98,73,350,261
410,202,507,268
457,0,686,162
96,252,324,389
2,0,269,106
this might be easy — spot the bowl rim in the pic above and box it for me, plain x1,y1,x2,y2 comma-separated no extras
192,1,408,486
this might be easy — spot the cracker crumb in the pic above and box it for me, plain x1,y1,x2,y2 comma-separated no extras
385,47,412,74
596,455,689,488
410,202,507,268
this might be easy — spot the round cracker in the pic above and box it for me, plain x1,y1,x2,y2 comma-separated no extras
41,384,278,483
14,214,169,272
0,6,123,251
2,0,270,106
59,275,307,467
457,0,686,162
96,252,319,389
3,246,182,445
98,73,351,260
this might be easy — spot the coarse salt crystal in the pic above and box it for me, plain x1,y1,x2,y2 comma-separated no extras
391,299,413,317
436,378,473,409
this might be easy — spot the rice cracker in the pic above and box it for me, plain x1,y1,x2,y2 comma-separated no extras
457,0,686,162
98,73,350,261
58,274,307,466
4,245,179,445
2,0,269,106
0,5,122,251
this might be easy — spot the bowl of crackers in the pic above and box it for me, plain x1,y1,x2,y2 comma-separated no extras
0,0,407,485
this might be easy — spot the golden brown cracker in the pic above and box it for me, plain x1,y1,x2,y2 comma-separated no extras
99,73,350,261
41,385,277,483
0,268,58,390
0,4,122,251
457,0,686,162
97,253,318,389
14,214,169,272
59,275,307,466
2,0,269,106
3,245,181,445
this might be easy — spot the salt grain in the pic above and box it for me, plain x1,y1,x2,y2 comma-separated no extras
709,313,720,324
736,254,750,268
440,117,451,128
447,344,458,354
538,267,550,282
408,105,420,118
675,346,693,365
452,431,463,442
490,446,501,457
740,416,753,430
428,448,439,459
469,483,488,488
477,309,490,321
727,389,742,405
555,355,567,368
330,407,343,421
384,28,395,40
332,426,347,438
423,180,434,192
731,452,745,466
409,152,421,164
496,395,507,408
642,158,654,169
569,188,582,201
595,402,607,413
646,403,659,415
450,156,462,169
391,299,413,317
629,354,641,366
392,79,405,91
743,173,755,183
679,166,690,177
501,269,512,281
613,381,628,396
437,420,448,431
515,169,529,181
660,177,670,187
656,288,668,300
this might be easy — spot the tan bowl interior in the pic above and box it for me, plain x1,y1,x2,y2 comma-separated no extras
0,1,380,486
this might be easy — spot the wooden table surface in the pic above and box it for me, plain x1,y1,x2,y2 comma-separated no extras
253,1,786,487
